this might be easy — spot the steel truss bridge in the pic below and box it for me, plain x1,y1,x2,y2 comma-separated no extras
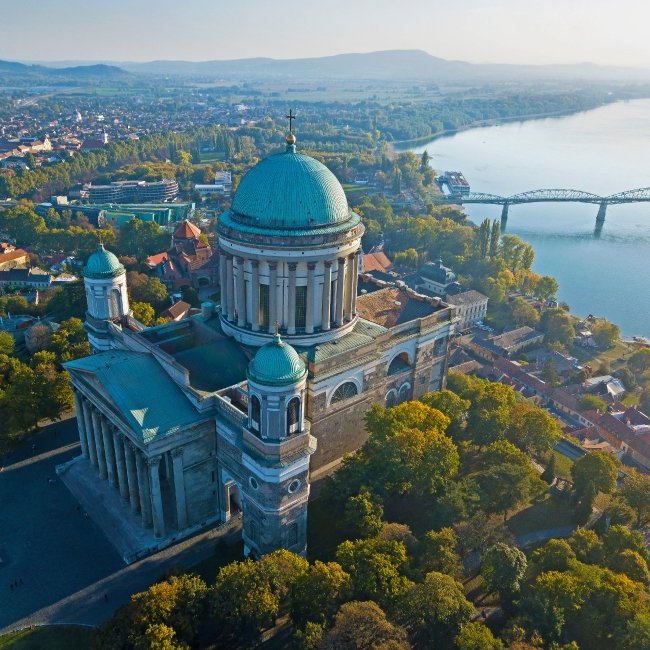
433,188,650,221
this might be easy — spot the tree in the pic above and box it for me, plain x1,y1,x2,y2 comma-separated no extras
621,613,650,650
467,383,516,449
507,403,562,455
511,298,540,328
531,539,576,573
455,623,504,650
540,358,561,387
616,367,637,391
290,561,352,629
481,543,527,598
608,550,650,585
128,272,169,307
579,394,607,412
541,310,575,347
209,559,280,643
420,390,470,440
639,387,650,416
541,453,556,484
570,451,619,502
392,168,402,195
628,348,650,375
47,317,90,364
420,150,430,172
134,623,184,650
602,525,649,563
535,276,559,301
344,489,384,538
592,320,620,349
619,469,650,527
0,295,30,316
489,219,501,258
453,511,514,557
567,528,604,565
181,286,200,308
132,301,155,327
319,601,409,650
398,572,473,646
335,538,412,608
26,323,52,354
419,528,462,578
0,331,14,356
478,219,491,258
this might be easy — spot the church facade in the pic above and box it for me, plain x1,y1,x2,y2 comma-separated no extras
62,133,458,561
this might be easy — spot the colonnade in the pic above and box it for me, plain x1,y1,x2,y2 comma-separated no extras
219,249,360,335
72,389,185,539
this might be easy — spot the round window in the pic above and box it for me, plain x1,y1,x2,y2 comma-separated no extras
288,479,301,494
249,476,259,490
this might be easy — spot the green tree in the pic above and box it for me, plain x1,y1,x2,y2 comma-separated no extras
507,403,562,455
419,527,462,578
134,623,184,650
567,528,604,565
639,387,650,415
0,295,30,316
132,301,155,326
619,469,650,527
398,572,473,646
511,297,540,328
420,150,430,172
47,317,90,364
628,348,650,375
579,394,607,412
481,543,527,598
621,613,650,650
455,622,504,650
531,539,576,573
541,453,556,484
467,383,516,449
570,450,619,502
608,550,650,585
541,309,575,347
477,219,491,258
602,525,649,563
420,389,470,440
392,168,402,195
335,538,412,609
615,368,637,391
128,272,169,307
290,561,352,629
535,276,559,301
540,358,561,386
0,331,14,356
181,286,200,308
489,219,501,258
319,601,409,650
592,319,620,349
344,489,384,538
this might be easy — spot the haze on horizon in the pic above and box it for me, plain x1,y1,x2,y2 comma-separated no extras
1,0,648,69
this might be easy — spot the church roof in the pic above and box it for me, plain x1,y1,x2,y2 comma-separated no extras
247,332,307,387
228,142,350,230
419,258,456,285
64,351,203,442
174,220,201,239
84,243,125,280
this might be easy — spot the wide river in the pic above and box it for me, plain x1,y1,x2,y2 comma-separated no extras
396,98,650,337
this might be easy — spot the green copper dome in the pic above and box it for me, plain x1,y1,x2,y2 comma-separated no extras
230,143,350,230
247,333,307,387
84,244,125,280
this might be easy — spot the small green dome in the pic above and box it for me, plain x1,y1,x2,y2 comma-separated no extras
247,333,307,387
84,244,125,280
230,143,350,230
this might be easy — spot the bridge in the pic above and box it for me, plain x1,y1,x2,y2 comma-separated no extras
432,187,650,222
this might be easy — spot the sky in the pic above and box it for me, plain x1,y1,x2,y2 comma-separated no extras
1,0,649,68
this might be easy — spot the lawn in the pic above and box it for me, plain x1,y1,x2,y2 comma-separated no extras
506,494,574,538
0,626,93,650
341,184,376,197
552,449,575,481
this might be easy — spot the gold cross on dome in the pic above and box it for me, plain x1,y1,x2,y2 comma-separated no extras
275,320,280,336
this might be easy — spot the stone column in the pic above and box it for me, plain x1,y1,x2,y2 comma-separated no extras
225,253,235,322
124,440,141,514
321,261,332,331
235,256,247,327
335,257,346,327
135,450,153,528
72,390,89,458
287,263,297,335
268,262,278,333
305,262,316,334
219,248,227,310
171,448,188,530
148,456,165,539
351,250,360,317
345,253,355,321
91,407,107,479
82,400,98,467
251,260,260,332
100,416,118,489
112,429,130,503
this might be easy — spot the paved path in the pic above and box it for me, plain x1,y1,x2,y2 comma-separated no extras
0,416,241,635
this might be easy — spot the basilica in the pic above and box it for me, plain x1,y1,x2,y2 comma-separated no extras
60,132,458,561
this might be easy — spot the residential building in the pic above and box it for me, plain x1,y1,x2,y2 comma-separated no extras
445,289,489,331
468,326,544,361
80,179,179,203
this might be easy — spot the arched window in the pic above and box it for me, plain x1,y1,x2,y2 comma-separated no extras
387,352,411,376
108,288,122,318
385,390,397,409
398,383,411,404
330,382,358,405
286,397,301,436
250,395,261,433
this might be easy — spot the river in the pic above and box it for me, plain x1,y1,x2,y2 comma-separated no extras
395,98,650,337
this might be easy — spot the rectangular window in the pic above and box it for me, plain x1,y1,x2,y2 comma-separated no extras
259,283,269,327
288,522,298,547
211,471,215,483
250,520,259,543
295,286,307,329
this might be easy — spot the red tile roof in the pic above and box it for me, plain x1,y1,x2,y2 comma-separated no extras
173,220,201,240
362,251,394,273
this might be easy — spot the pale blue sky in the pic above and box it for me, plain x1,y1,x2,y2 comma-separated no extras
1,0,648,67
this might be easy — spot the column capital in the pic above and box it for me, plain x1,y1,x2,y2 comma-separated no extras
171,447,184,459
338,256,346,265
324,260,333,268
251,259,259,268
268,261,278,269
348,252,355,260
147,455,162,468
288,262,298,271
224,252,233,260
307,262,317,270
235,256,245,264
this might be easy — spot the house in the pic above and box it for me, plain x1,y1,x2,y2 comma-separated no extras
445,289,489,331
468,326,544,361
0,249,29,269
0,267,52,288
361,251,394,274
160,300,193,322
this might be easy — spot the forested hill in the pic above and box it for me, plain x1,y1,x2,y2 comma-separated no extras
0,60,129,84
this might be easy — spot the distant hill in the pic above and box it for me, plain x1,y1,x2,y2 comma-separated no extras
108,50,650,83
0,60,130,80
